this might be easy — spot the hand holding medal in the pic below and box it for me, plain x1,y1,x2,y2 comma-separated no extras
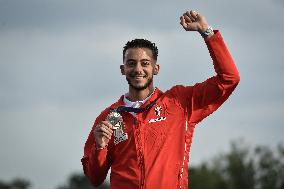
94,110,123,149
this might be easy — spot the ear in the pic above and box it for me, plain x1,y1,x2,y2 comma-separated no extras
153,64,160,75
120,65,125,75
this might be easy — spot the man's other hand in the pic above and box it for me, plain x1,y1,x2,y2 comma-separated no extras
180,10,210,34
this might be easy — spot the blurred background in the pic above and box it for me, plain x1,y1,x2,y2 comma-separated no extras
0,0,283,189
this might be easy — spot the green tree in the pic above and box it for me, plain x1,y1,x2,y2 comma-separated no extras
223,141,255,189
0,178,31,189
56,173,109,189
189,163,227,189
189,140,284,189
255,144,284,189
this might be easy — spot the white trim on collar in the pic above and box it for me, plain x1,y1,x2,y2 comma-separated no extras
123,88,156,109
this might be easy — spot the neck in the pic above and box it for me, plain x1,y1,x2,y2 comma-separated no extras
127,85,155,102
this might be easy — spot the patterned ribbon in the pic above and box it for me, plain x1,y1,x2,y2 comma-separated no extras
115,98,158,114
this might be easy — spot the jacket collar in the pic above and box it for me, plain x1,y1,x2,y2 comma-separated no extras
110,88,164,110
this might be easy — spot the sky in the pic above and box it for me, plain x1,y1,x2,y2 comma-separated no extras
0,0,284,189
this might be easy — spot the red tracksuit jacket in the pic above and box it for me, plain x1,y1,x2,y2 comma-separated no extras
81,31,240,189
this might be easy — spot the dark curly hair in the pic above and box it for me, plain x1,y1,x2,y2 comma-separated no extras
123,39,158,61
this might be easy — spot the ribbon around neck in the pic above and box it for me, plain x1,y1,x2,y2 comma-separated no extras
115,98,158,114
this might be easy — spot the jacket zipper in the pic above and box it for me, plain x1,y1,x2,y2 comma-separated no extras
135,118,145,189
140,158,145,189
178,109,189,188
134,116,137,126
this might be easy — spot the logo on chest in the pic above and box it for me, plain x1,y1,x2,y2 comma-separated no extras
154,106,162,116
149,105,167,123
148,116,167,123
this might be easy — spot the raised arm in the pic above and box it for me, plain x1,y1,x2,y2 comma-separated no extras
171,10,240,123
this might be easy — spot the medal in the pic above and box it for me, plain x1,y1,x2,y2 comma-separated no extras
106,109,128,145
106,110,122,130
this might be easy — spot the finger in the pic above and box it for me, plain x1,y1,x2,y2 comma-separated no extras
94,124,112,137
190,10,198,19
180,16,188,30
101,120,114,130
101,124,114,134
98,125,113,135
97,131,112,140
101,131,112,139
185,11,196,22
97,127,113,138
183,14,192,23
180,16,185,25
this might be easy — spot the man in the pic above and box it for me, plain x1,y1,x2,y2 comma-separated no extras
81,10,240,189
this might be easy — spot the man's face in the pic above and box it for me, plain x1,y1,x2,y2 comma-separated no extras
121,48,159,91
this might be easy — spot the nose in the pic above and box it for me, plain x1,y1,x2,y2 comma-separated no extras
133,62,143,73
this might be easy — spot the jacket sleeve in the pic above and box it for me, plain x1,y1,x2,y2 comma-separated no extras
81,110,113,187
170,30,240,124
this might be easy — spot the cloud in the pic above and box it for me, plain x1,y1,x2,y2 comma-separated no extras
0,1,284,189
1,0,283,33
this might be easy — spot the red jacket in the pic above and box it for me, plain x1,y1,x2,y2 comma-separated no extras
81,31,240,189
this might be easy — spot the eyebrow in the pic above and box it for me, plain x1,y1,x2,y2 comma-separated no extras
141,59,151,61
126,58,151,61
125,59,136,62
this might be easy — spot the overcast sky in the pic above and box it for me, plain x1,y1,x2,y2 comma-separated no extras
0,0,284,189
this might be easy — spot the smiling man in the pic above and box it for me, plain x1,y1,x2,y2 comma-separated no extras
81,10,240,189
121,40,160,101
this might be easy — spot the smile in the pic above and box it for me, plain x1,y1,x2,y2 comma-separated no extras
132,75,146,79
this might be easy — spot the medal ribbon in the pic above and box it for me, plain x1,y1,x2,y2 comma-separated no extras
115,98,158,114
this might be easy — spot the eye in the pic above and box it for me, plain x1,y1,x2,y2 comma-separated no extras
141,61,150,66
126,61,135,67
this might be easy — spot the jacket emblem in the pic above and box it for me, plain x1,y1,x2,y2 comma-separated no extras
149,105,166,123
154,106,162,116
148,116,167,123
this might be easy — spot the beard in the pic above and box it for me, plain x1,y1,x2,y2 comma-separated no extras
126,74,153,91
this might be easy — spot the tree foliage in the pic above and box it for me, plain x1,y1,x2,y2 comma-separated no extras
1,140,283,189
0,178,31,189
189,140,284,189
56,173,109,189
